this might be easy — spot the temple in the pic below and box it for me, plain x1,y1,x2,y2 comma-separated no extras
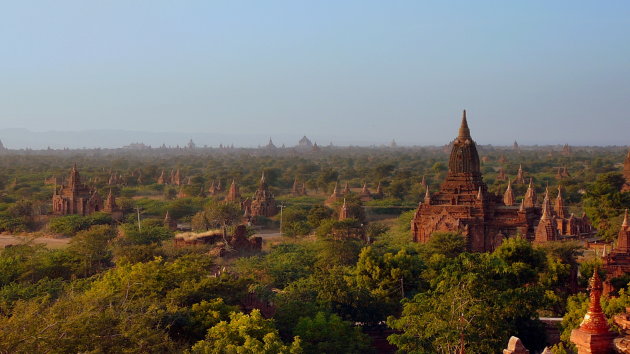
157,170,166,184
225,180,241,202
503,179,515,206
52,164,103,216
342,182,351,195
325,182,342,206
359,182,372,202
570,270,614,353
171,169,182,186
534,201,558,244
555,166,570,180
603,209,630,295
497,167,507,181
298,136,313,148
250,172,278,217
411,111,542,252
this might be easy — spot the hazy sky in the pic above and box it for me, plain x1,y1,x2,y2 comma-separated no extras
1,1,629,146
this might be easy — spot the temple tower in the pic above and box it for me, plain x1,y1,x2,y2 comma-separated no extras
359,182,372,202
570,270,614,353
52,164,103,216
172,169,182,186
503,179,515,206
534,202,558,244
103,189,118,213
374,182,383,199
555,186,568,219
326,182,342,206
250,172,278,217
603,210,630,295
616,209,630,253
339,199,349,221
225,180,241,202
523,179,537,208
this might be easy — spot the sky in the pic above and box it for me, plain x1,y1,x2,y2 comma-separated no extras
1,1,629,147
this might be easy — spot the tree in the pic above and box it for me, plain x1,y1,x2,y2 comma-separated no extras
68,225,116,277
191,211,211,231
121,222,173,245
353,246,425,305
583,172,630,241
424,232,467,258
293,311,371,354
388,252,547,353
190,310,302,354
205,202,242,243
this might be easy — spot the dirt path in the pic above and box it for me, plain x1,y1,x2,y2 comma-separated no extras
0,234,71,249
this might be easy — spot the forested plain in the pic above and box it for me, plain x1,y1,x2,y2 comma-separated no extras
0,145,628,353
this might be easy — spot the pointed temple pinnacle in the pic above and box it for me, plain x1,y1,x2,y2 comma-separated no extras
458,109,471,139
477,186,483,200
541,202,550,220
544,186,550,199
623,209,628,228
260,171,266,183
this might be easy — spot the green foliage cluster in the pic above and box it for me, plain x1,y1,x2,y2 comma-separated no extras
48,212,113,235
0,147,628,352
583,172,630,241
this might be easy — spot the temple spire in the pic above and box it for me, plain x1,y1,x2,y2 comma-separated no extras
339,198,349,220
503,179,515,206
523,178,537,208
424,186,431,205
570,269,613,353
616,209,630,253
343,181,351,195
555,186,568,219
458,109,471,139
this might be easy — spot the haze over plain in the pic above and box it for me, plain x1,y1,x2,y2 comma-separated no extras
1,1,629,147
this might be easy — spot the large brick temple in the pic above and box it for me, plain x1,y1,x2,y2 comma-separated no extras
411,111,542,252
52,164,103,216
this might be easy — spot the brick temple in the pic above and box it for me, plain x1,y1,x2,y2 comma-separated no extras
603,209,630,295
52,164,103,216
250,172,278,217
411,112,594,251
